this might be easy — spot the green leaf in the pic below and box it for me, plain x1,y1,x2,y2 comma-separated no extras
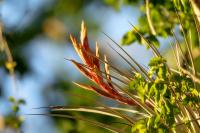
129,73,147,102
132,119,147,133
12,105,19,113
148,57,166,67
9,97,16,103
144,35,159,48
104,0,121,10
121,30,138,45
164,100,171,114
158,66,168,79
173,0,189,12
18,99,26,105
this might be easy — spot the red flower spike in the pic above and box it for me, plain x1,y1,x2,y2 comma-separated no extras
69,21,136,106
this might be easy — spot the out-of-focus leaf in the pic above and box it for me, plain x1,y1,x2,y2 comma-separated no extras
121,30,138,45
143,35,159,48
104,0,122,10
173,0,189,12
9,97,15,103
132,119,147,133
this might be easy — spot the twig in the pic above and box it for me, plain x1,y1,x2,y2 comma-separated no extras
175,9,197,76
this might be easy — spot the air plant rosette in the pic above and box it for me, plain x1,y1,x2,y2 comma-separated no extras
45,20,200,133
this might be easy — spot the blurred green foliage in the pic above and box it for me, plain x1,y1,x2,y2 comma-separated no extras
130,57,199,132
119,0,199,49
104,0,139,10
1,0,105,132
1,0,200,132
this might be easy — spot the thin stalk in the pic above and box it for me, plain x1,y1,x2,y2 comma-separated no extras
109,80,154,116
187,108,200,128
27,113,126,133
172,31,190,67
184,107,200,132
169,40,181,69
103,33,151,81
128,23,161,57
128,23,172,75
190,0,200,48
175,9,196,76
145,0,156,35
68,92,137,124
175,43,182,69
47,106,149,118
107,42,151,81
106,42,139,73
51,107,125,119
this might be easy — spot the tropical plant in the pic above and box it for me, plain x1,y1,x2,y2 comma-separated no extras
44,15,200,132
34,0,200,132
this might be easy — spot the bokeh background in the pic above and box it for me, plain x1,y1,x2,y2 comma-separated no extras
1,0,197,133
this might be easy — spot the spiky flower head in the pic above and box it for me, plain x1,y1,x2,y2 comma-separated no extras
69,21,136,105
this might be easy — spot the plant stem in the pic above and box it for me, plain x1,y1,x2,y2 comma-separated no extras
145,0,156,35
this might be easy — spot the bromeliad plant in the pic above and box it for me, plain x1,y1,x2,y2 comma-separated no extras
69,22,137,106
47,21,200,133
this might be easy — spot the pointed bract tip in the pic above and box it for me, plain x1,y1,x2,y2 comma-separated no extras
81,20,86,28
69,34,77,45
80,21,87,45
96,42,100,58
81,21,87,33
69,34,75,41
104,55,110,77
64,58,73,62
104,55,109,65
73,82,93,91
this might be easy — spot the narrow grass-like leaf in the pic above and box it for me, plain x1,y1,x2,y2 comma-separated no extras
51,107,124,119
106,42,139,73
48,106,150,118
175,8,196,76
128,22,161,57
189,0,200,48
106,41,150,81
65,90,136,124
107,79,154,116
103,33,151,80
27,113,126,133
172,30,190,68
168,38,180,69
